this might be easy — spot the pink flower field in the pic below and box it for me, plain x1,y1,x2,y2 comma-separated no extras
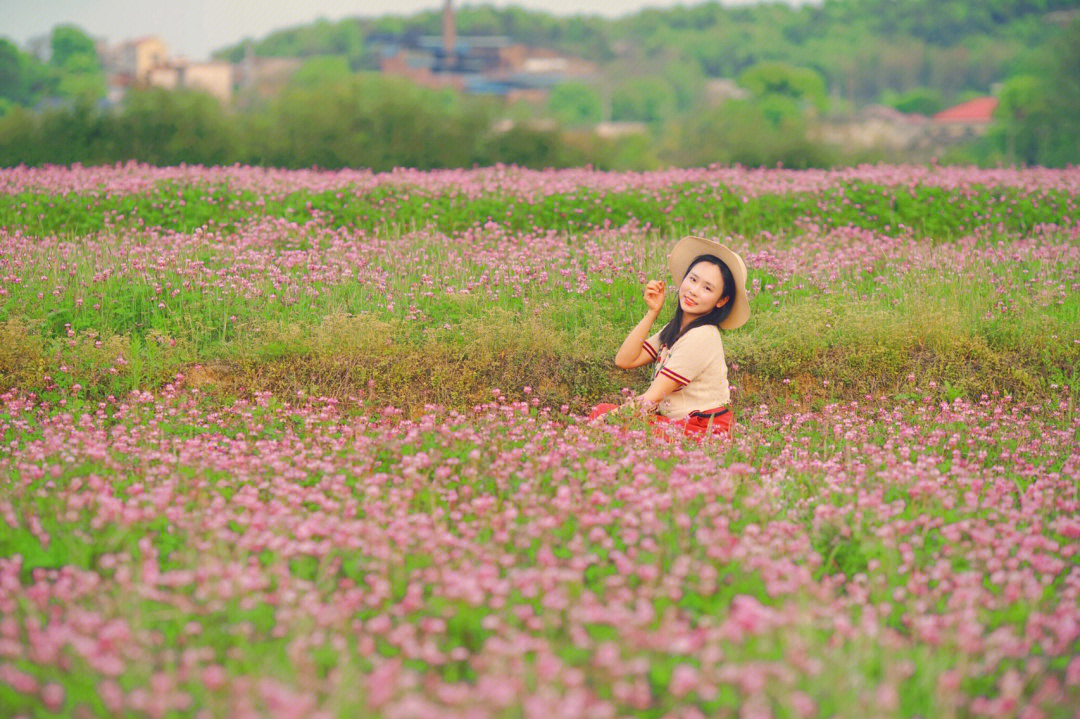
1,165,1079,718
2,389,1079,718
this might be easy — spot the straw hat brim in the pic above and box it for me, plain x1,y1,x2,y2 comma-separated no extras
667,236,750,330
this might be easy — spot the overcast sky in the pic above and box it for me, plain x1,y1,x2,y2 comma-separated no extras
3,0,802,61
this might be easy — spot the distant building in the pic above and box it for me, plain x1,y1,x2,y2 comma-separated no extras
26,34,53,63
811,95,1002,154
147,65,181,90
812,104,929,151
102,36,236,104
492,118,559,134
596,121,648,139
237,52,304,98
180,61,233,102
380,50,466,91
117,37,169,82
932,96,999,140
704,79,750,104
933,96,999,124
379,0,595,101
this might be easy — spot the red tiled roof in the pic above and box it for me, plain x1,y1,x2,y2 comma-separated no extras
933,96,999,123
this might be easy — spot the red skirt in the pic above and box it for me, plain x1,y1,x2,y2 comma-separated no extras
588,403,734,443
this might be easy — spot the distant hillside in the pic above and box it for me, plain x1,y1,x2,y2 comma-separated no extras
214,0,1080,105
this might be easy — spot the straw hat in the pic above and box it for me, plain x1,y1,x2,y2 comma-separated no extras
667,236,750,330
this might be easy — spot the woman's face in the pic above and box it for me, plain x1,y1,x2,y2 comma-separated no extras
678,261,728,317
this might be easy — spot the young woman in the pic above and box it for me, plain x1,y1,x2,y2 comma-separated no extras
589,236,750,441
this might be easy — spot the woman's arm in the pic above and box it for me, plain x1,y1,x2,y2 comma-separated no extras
614,309,660,369
639,374,680,405
615,374,678,416
614,280,665,369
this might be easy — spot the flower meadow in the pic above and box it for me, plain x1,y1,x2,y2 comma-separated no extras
1,164,1080,718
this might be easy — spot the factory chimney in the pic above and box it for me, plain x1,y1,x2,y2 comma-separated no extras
442,0,456,68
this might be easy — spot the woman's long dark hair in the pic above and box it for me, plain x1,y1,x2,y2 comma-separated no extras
658,254,736,349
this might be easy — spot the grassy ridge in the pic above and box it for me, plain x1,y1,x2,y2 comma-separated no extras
1,178,1077,412
3,263,1076,415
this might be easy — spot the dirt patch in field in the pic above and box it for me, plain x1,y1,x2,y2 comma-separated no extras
161,344,1061,420
0,311,1070,415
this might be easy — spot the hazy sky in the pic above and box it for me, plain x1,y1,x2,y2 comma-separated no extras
3,0,800,61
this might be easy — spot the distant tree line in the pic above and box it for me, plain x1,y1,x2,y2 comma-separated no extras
1,4,1077,168
0,26,106,112
217,0,1079,107
0,70,845,170
0,75,623,170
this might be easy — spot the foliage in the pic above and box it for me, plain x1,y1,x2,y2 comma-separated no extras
880,87,945,116
222,17,369,69
611,76,678,125
737,61,828,113
116,89,239,166
289,55,353,87
0,39,53,107
3,3,1080,168
0,25,105,108
661,99,838,168
49,25,100,71
255,74,492,170
213,0,1079,109
980,18,1080,166
547,81,603,127
479,125,586,169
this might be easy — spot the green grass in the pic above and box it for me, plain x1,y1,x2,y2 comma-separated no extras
2,181,1077,239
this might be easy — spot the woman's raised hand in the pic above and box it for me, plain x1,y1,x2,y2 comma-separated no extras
643,280,665,313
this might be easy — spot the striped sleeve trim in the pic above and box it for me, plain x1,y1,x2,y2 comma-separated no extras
642,340,659,360
659,367,690,386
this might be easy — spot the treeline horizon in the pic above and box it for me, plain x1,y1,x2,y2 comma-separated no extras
217,0,1079,108
0,75,849,171
1,1,1077,169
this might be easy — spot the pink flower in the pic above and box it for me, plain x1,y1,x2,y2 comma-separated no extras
790,691,816,718
1065,657,1080,687
669,664,698,697
41,683,64,711
729,595,776,635
202,665,227,691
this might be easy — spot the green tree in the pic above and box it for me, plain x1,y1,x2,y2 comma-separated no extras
0,107,42,163
737,61,828,113
661,98,837,168
115,88,238,165
663,58,705,113
611,77,676,124
259,74,491,170
479,125,585,168
50,25,100,70
881,87,944,116
290,56,352,86
986,19,1080,166
47,25,106,103
55,70,106,103
0,39,53,106
547,82,602,127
